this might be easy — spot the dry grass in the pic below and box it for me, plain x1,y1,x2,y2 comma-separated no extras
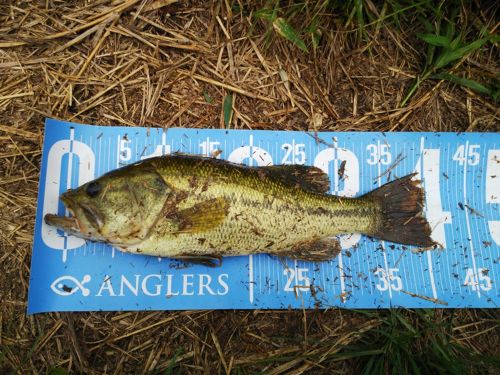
0,0,499,374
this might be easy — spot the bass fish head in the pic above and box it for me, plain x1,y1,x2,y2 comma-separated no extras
45,165,171,245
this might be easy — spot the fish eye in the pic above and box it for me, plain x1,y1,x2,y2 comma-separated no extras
86,182,100,197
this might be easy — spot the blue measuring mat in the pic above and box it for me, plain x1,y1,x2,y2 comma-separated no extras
28,118,500,313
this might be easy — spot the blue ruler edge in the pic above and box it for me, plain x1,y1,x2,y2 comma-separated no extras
28,118,500,313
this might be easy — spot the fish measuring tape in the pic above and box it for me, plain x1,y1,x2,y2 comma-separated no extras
28,118,500,313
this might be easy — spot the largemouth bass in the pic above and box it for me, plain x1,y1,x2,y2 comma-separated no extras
45,154,433,265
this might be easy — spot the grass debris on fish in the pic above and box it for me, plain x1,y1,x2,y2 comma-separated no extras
45,154,433,266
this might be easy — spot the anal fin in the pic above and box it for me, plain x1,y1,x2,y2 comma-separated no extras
278,237,341,262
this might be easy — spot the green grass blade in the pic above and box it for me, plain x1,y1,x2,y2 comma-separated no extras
47,369,69,375
417,33,451,47
432,72,493,95
393,312,417,335
223,94,233,127
400,75,423,107
417,16,436,68
450,35,462,50
254,8,275,22
435,38,488,69
332,349,385,360
164,348,183,375
355,0,364,41
203,90,214,104
272,17,308,52
454,37,490,56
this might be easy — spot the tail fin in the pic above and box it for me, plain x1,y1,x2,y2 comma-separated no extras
365,174,434,247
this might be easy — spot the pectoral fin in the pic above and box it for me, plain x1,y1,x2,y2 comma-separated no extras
175,198,229,233
260,165,330,193
279,237,341,262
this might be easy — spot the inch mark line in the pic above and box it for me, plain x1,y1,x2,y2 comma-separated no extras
378,140,392,300
249,254,254,304
462,141,481,298
332,139,346,300
248,134,255,304
419,137,438,300
61,128,76,263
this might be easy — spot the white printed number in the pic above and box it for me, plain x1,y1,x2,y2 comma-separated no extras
284,268,310,292
119,139,132,161
199,139,221,157
375,268,402,292
453,144,480,166
366,144,391,165
464,268,492,292
281,142,306,165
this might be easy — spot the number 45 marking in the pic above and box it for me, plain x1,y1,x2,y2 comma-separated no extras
453,144,480,166
464,268,492,291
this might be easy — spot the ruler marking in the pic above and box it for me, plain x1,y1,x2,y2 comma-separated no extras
479,142,495,295
108,136,115,258
332,139,346,300
249,254,254,304
408,142,419,294
357,141,365,296
463,141,481,297
454,140,470,295
443,143,455,294
490,143,498,294
474,141,495,295
396,141,410,297
420,137,438,300
377,140,393,300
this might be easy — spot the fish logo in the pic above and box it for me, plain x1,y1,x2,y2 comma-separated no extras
50,275,91,296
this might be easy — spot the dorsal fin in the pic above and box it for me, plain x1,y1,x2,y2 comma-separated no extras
259,165,330,193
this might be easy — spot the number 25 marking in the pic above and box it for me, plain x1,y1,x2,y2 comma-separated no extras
282,141,306,165
284,268,310,292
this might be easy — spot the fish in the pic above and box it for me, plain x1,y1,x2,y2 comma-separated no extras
44,154,434,266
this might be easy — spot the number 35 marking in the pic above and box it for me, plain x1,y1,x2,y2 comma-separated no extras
374,268,402,292
366,143,391,165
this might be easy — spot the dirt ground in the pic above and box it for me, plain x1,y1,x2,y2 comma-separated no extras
0,1,499,374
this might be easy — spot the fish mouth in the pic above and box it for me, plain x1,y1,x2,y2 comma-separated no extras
44,193,85,235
